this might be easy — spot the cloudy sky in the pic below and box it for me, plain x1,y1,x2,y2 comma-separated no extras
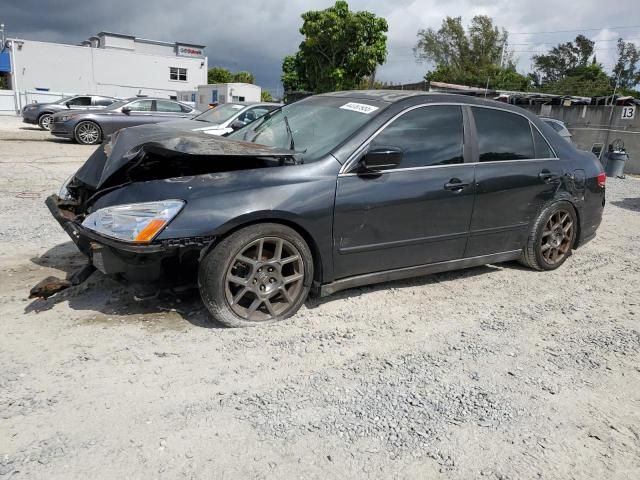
2,0,639,94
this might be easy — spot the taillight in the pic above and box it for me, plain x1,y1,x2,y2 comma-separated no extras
597,172,606,188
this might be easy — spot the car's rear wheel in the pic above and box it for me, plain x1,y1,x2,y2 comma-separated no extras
38,113,52,131
520,201,577,271
74,121,102,145
198,223,313,327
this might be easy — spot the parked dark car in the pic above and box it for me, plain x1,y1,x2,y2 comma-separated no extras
22,95,118,131
50,97,198,145
162,102,282,136
37,91,606,327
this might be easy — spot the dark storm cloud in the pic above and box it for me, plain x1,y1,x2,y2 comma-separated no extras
2,0,638,91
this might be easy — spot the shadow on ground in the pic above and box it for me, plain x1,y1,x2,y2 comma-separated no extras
611,197,640,212
25,242,521,329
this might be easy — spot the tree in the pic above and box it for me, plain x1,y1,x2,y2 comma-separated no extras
612,39,640,91
533,35,595,83
208,66,233,84
261,90,274,102
232,71,255,84
281,1,388,93
415,16,527,90
547,64,613,97
281,54,307,92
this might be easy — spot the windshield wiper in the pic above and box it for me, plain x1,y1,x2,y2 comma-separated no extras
283,114,295,151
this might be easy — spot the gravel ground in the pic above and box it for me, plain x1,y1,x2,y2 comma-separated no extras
1,115,639,479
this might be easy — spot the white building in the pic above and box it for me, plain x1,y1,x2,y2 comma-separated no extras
196,83,261,111
4,32,207,107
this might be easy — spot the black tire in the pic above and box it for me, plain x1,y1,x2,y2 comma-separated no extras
38,113,53,131
198,223,314,327
520,200,578,271
74,121,102,145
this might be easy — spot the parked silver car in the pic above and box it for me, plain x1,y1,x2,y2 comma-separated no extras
22,95,118,131
50,97,198,144
541,118,572,143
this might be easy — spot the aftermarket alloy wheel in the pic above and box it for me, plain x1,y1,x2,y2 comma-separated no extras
74,121,102,145
520,201,577,271
38,113,53,131
198,223,314,327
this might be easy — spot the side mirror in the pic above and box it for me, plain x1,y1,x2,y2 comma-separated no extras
230,120,245,130
65,102,72,108
359,147,403,173
121,106,131,114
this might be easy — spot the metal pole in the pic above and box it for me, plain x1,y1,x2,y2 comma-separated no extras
601,72,621,158
8,39,21,113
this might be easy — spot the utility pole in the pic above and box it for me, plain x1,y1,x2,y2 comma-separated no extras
499,40,508,69
0,24,5,49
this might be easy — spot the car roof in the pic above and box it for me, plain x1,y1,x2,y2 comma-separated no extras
317,90,547,117
225,102,283,107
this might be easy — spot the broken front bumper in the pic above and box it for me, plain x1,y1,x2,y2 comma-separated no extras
45,194,179,278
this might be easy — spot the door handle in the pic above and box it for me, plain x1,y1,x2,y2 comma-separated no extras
538,170,562,183
444,178,470,191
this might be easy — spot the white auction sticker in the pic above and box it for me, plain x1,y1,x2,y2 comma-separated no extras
339,102,379,114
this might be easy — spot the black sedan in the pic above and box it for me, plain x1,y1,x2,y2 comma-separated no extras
37,91,605,327
22,94,118,130
50,97,198,145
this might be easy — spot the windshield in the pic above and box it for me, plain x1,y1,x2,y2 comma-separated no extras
227,96,383,162
193,103,246,125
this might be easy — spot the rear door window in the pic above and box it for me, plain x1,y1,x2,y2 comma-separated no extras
370,105,465,168
93,97,114,107
472,107,534,161
532,127,556,158
156,100,184,113
126,100,154,112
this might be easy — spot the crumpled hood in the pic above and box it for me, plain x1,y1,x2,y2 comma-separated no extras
73,123,295,190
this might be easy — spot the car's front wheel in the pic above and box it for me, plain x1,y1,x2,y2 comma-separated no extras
38,113,53,130
199,223,314,327
74,121,102,145
521,200,577,270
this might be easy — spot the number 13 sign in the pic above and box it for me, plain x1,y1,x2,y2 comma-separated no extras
621,106,636,120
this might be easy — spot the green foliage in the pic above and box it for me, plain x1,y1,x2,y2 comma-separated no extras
261,90,274,102
533,35,595,83
415,16,527,90
415,16,511,71
544,64,613,97
232,71,255,84
530,36,617,96
426,64,530,91
208,67,256,85
0,75,7,90
612,39,640,90
208,66,233,84
281,1,388,93
281,54,307,92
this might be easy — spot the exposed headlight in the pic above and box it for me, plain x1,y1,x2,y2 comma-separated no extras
58,174,75,200
82,200,185,243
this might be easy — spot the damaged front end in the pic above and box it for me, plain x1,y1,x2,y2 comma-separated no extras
31,125,298,299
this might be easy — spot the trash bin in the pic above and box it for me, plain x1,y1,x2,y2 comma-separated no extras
604,151,628,178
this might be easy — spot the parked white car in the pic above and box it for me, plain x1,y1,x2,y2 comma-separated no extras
171,102,282,136
541,117,572,143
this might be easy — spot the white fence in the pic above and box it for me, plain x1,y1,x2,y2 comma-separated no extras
0,90,74,115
